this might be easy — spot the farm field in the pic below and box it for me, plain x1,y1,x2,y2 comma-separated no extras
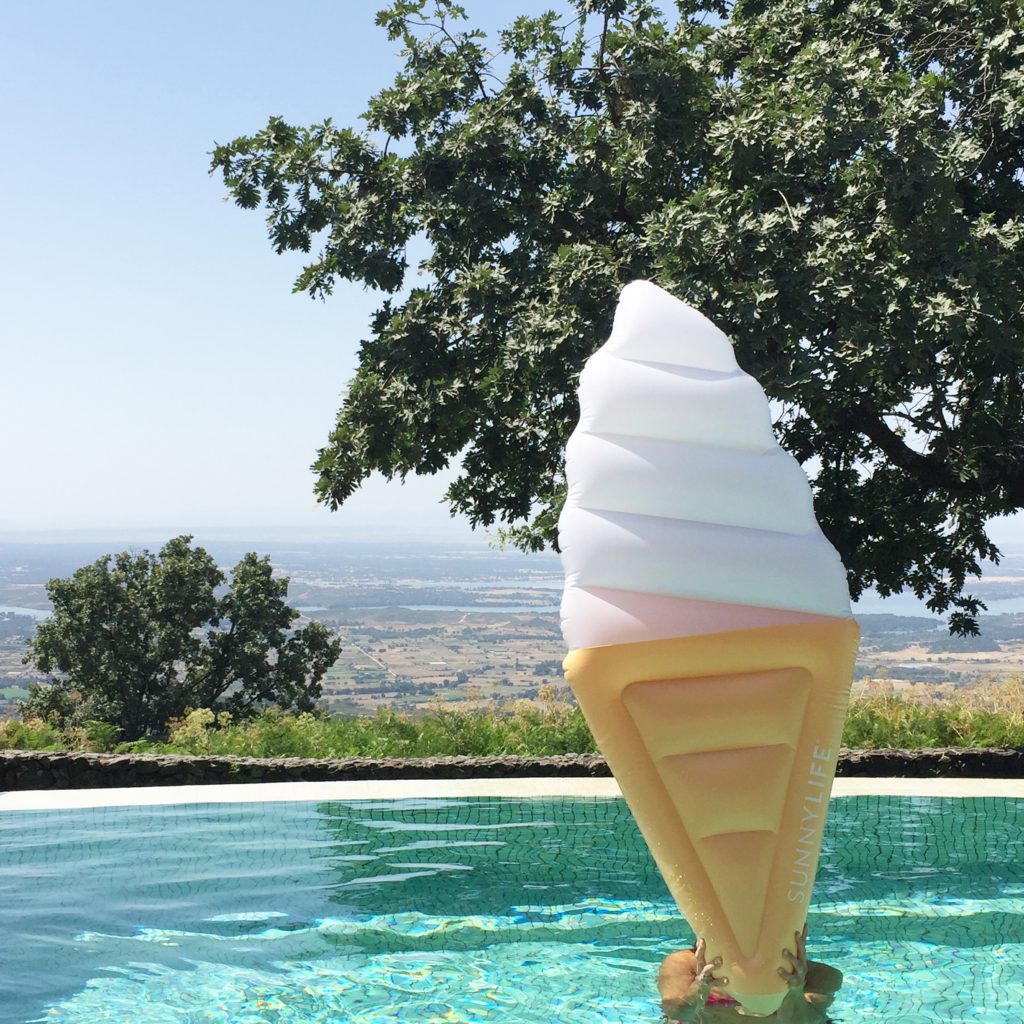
5,540,1024,720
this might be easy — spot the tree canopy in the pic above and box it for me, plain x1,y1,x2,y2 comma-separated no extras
22,536,340,740
212,0,1024,633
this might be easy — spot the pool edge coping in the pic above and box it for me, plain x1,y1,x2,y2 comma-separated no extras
2,775,1022,811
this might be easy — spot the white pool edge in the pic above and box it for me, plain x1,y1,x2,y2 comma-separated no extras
1,775,1022,811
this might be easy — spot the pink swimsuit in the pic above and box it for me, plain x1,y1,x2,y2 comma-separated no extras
706,991,740,1007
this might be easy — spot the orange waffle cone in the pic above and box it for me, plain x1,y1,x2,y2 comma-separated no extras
564,617,859,1016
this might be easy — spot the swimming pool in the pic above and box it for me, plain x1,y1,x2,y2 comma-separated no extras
1,794,1020,1023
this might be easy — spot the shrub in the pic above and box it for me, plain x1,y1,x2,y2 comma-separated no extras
3,675,1023,757
843,676,1024,748
0,716,63,751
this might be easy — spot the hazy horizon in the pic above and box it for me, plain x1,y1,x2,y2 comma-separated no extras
2,528,1024,624
0,521,490,546
4,514,1024,555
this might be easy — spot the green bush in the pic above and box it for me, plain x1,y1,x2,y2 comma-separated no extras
133,701,597,759
0,716,63,751
842,694,1024,748
3,679,1023,756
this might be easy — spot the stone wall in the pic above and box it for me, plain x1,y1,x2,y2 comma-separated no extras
1,747,1022,790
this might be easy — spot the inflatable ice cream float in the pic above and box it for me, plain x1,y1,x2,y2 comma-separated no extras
559,281,859,1017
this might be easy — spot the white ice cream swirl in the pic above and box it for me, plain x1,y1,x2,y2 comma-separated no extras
559,281,853,650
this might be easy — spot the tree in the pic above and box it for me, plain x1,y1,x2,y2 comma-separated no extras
211,0,1024,634
21,536,341,740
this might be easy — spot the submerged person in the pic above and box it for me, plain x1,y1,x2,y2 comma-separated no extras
658,924,842,1022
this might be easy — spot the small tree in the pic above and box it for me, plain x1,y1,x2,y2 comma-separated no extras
21,536,341,741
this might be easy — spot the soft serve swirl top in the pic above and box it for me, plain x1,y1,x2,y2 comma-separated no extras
559,281,852,651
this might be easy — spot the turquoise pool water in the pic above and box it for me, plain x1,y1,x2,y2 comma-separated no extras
0,796,1020,1023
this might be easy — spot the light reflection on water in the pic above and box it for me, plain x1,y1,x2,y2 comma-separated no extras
0,797,1020,1023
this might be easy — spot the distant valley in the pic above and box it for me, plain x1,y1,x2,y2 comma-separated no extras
4,540,1024,718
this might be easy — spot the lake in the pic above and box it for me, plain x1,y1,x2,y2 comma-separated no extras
0,605,50,621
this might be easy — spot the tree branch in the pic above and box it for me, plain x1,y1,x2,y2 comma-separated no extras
832,405,958,485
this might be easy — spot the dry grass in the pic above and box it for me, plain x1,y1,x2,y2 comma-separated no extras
843,675,1024,748
2,678,1023,754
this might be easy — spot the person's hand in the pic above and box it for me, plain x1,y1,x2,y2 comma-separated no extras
694,936,728,993
658,939,728,1021
778,922,809,990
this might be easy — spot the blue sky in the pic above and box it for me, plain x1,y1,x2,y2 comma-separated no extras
2,1,1022,553
0,1,558,541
